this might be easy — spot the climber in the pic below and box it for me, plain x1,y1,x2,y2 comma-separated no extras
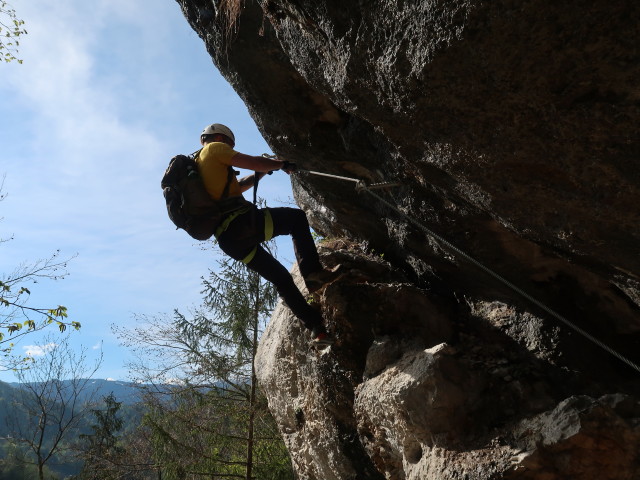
197,123,338,346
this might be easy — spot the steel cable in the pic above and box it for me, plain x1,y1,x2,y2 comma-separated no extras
295,168,640,374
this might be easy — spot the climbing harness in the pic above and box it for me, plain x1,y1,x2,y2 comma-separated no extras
292,167,640,374
232,157,276,264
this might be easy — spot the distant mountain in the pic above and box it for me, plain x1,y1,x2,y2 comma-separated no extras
0,379,16,400
7,378,145,405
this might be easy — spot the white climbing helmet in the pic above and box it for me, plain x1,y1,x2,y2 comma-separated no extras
201,123,235,145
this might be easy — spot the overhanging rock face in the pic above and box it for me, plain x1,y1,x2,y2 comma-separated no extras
176,1,640,478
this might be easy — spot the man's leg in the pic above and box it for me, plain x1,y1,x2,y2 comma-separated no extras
246,246,325,334
217,207,331,338
268,207,342,293
267,207,323,278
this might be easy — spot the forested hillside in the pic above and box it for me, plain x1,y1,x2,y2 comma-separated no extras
0,376,292,479
0,380,143,479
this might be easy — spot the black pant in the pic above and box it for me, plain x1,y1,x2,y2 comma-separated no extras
217,207,324,333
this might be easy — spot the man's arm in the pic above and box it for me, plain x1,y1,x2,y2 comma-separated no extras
231,152,284,172
237,172,268,193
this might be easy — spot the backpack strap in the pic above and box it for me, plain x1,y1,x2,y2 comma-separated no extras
220,166,235,200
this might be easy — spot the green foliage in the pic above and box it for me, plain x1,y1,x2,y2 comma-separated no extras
113,249,293,479
311,230,325,244
81,393,124,450
194,254,278,379
1,181,80,368
0,253,80,364
76,393,126,480
0,1,26,63
141,385,291,480
0,442,57,480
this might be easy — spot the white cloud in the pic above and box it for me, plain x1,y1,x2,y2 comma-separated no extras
23,343,58,357
163,377,186,386
0,1,198,305
92,342,102,350
9,6,169,178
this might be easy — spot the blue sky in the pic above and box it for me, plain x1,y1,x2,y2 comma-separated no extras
0,0,295,382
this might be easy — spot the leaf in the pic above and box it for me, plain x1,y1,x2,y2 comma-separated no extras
47,306,68,318
54,306,68,318
7,323,22,334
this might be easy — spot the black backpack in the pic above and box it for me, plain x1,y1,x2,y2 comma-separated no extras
161,151,249,241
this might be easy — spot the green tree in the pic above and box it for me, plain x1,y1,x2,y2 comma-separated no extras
199,255,279,480
0,0,26,63
115,251,293,479
76,393,125,480
0,441,54,480
1,180,80,368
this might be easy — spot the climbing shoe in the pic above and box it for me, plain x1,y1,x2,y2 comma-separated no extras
311,325,334,348
312,332,334,347
304,265,343,293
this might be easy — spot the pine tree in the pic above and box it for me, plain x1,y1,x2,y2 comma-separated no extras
114,250,293,479
76,393,124,480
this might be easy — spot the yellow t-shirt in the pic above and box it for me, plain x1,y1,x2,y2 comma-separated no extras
196,142,242,200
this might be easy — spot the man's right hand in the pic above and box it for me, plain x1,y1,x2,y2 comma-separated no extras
281,160,298,173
